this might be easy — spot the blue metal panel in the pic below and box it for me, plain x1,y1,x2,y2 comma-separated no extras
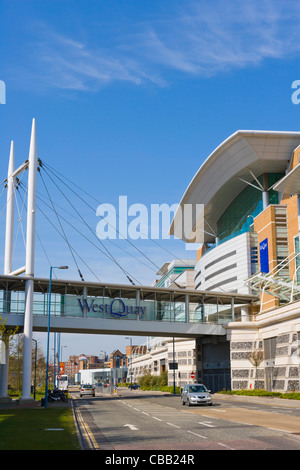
259,238,269,273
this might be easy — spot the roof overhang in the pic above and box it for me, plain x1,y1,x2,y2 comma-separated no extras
0,274,257,305
273,162,300,195
170,130,300,243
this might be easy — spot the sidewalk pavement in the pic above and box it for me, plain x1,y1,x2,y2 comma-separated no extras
214,393,300,408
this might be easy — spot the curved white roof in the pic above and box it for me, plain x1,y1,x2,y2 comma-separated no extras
170,130,300,243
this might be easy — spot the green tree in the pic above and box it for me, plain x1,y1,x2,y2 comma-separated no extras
0,315,19,347
8,334,46,393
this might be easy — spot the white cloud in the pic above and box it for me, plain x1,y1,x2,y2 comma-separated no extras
7,1,300,92
139,0,300,75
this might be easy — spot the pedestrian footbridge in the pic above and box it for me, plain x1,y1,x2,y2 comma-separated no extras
0,274,257,339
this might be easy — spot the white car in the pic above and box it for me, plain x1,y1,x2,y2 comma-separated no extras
181,384,212,406
80,384,95,397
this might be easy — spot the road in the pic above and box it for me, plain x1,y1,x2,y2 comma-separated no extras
71,388,300,452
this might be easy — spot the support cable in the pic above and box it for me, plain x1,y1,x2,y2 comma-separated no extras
38,170,85,282
18,180,141,285
40,161,180,272
39,165,147,284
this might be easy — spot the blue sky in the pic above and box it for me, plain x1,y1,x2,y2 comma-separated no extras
0,0,300,357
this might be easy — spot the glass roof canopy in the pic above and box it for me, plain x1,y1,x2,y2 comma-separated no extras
0,274,257,306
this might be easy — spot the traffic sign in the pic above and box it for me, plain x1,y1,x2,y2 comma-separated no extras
190,372,195,379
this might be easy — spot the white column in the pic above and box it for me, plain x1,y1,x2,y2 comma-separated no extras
136,290,140,320
4,141,15,275
241,305,250,322
25,118,37,278
82,286,87,318
185,294,189,323
22,119,37,400
262,174,269,210
0,142,16,400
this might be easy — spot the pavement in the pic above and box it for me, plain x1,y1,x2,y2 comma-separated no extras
0,396,71,408
214,393,300,408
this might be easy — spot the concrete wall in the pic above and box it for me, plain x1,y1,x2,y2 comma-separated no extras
226,300,300,392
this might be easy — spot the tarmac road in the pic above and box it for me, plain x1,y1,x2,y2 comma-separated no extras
71,388,300,451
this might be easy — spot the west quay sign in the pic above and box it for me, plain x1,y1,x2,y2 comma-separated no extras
78,297,147,318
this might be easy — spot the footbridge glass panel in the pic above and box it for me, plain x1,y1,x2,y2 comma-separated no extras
0,275,257,326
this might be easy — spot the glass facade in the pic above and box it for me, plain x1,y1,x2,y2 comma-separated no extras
217,173,283,243
0,289,239,325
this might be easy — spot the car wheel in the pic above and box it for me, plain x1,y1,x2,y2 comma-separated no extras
80,394,82,397
181,398,185,406
187,398,191,407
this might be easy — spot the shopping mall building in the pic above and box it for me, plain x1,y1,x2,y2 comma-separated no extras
133,130,300,393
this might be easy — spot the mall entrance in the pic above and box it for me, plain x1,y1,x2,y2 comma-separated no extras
197,338,231,393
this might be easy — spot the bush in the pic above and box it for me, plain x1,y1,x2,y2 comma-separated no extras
138,372,180,394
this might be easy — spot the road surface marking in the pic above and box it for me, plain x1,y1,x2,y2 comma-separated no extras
124,424,139,431
187,430,207,439
218,442,234,450
76,407,99,449
45,428,64,431
198,421,216,428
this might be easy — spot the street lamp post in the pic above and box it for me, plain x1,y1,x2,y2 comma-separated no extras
44,265,68,409
32,339,37,400
61,345,67,363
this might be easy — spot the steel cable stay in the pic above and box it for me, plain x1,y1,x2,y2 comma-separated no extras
18,180,142,286
38,170,86,282
38,171,141,286
0,168,27,218
13,183,27,254
23,172,156,275
39,165,153,283
35,187,155,276
16,183,59,279
40,161,188,279
40,162,163,274
0,185,6,216
17,181,104,283
1,172,28,267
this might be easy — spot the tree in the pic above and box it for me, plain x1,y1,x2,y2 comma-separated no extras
8,333,46,392
247,350,264,388
0,315,18,347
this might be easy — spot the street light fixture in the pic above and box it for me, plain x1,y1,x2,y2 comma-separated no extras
44,265,68,408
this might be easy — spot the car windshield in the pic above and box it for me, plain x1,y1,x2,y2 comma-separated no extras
188,385,207,393
83,385,93,388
